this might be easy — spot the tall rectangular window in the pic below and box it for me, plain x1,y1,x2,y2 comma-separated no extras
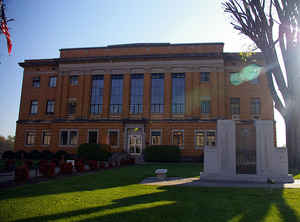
130,74,144,114
70,76,79,86
251,98,261,115
110,75,123,113
88,130,98,144
42,132,51,145
230,98,240,114
195,131,205,148
151,74,164,113
206,131,216,146
46,100,55,114
68,99,76,114
49,76,57,87
30,100,38,114
32,77,40,88
172,73,185,113
90,75,104,114
201,100,211,114
172,130,184,148
60,130,78,146
200,72,210,82
25,132,35,145
108,130,119,147
151,130,161,145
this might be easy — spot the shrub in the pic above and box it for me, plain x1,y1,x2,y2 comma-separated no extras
55,150,68,160
2,151,15,159
5,159,15,171
15,165,29,183
15,150,28,160
77,144,111,161
60,162,73,175
75,159,84,172
143,145,181,162
39,161,56,178
87,160,99,170
41,150,54,160
29,150,41,160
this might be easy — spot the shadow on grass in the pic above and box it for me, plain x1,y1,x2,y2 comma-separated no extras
12,185,299,222
0,163,202,201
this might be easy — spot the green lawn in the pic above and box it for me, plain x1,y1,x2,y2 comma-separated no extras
0,163,300,222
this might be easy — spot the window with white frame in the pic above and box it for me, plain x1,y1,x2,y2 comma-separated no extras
88,130,98,144
59,130,78,146
151,130,161,145
195,131,205,148
32,77,40,88
200,100,211,114
250,98,261,115
172,130,184,148
30,100,38,114
42,131,51,145
230,98,240,115
90,75,104,114
108,130,119,147
49,76,57,87
200,72,210,82
130,74,144,114
46,100,55,114
25,132,35,145
70,76,79,86
206,131,216,146
151,74,164,113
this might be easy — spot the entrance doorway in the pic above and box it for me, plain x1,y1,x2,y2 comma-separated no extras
128,135,142,155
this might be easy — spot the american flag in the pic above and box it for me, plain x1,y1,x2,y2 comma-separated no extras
0,1,12,55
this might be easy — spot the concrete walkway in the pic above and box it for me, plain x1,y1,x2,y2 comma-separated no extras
140,177,300,189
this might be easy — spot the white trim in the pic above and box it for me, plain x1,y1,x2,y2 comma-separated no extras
41,130,51,147
24,131,36,147
171,129,184,149
149,129,162,145
87,129,99,144
108,129,120,148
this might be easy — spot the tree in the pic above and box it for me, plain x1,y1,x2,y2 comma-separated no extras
223,0,300,169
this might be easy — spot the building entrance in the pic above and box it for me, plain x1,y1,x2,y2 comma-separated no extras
128,135,142,155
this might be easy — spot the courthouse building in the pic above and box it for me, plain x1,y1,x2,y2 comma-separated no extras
15,43,274,159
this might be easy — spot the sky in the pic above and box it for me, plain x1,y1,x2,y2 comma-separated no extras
0,0,286,146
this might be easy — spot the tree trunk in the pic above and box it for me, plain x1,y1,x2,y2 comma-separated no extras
286,104,300,170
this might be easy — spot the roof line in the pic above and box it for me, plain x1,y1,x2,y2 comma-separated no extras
59,42,224,51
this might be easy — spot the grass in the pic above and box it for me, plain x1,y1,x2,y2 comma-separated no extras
0,163,300,222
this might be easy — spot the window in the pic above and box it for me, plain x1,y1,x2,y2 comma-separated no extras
30,100,38,114
172,73,185,113
46,100,55,114
200,72,210,82
130,74,144,113
108,130,119,147
110,75,123,113
42,131,51,145
151,74,164,113
172,130,184,148
90,75,104,114
60,130,78,146
68,99,76,114
201,100,211,114
88,130,98,144
32,77,40,88
230,98,240,114
195,131,205,148
70,76,79,86
151,130,161,145
25,132,35,145
206,131,216,146
49,76,57,87
251,98,261,115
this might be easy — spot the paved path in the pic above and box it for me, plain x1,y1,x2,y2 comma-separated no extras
140,177,300,189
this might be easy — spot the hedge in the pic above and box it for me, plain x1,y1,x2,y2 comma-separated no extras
143,145,181,162
77,144,111,161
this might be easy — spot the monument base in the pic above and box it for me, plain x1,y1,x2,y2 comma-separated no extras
200,172,294,183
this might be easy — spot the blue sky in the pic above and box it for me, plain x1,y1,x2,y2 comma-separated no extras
0,0,286,145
